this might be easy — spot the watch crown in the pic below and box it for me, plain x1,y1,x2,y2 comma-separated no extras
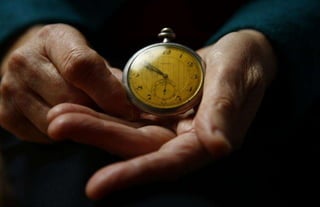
158,27,176,43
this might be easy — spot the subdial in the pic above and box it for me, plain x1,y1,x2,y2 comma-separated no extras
153,79,176,101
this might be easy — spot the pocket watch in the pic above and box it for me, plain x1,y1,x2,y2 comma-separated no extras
123,28,205,116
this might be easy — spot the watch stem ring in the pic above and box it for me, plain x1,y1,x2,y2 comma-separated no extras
158,27,176,43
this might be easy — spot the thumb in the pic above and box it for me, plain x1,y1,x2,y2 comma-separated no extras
40,23,138,119
194,32,270,157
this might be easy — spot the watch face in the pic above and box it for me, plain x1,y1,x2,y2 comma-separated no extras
123,43,205,115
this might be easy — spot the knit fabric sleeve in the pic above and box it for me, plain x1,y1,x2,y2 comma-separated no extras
0,0,126,49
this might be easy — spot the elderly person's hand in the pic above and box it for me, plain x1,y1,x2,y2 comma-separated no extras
0,24,136,142
47,29,277,199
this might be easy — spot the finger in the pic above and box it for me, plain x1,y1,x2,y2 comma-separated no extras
47,104,174,157
0,114,50,143
1,72,49,138
194,49,245,156
195,38,266,156
195,65,238,156
0,93,50,143
47,103,141,127
7,47,94,107
86,132,210,200
39,24,135,119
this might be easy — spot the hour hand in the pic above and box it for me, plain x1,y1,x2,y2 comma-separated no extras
145,62,168,78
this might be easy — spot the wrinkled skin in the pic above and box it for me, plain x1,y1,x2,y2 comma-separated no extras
0,24,137,142
0,24,276,200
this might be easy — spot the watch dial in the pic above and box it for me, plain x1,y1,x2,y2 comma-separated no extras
126,44,204,113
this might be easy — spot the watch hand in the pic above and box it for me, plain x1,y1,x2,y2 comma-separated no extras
145,63,168,78
163,78,167,95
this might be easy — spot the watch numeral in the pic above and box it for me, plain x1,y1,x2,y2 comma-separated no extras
131,72,140,78
162,49,171,55
187,62,194,67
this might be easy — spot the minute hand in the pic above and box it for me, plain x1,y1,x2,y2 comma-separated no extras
145,63,168,78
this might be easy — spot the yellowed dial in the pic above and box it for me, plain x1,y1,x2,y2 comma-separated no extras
123,28,205,116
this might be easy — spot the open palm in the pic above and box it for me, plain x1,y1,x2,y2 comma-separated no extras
47,102,215,199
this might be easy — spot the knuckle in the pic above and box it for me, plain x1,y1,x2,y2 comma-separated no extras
36,25,54,39
36,23,67,39
62,48,90,81
6,50,28,72
0,78,28,116
246,65,266,92
0,76,17,98
61,48,105,83
213,96,237,116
